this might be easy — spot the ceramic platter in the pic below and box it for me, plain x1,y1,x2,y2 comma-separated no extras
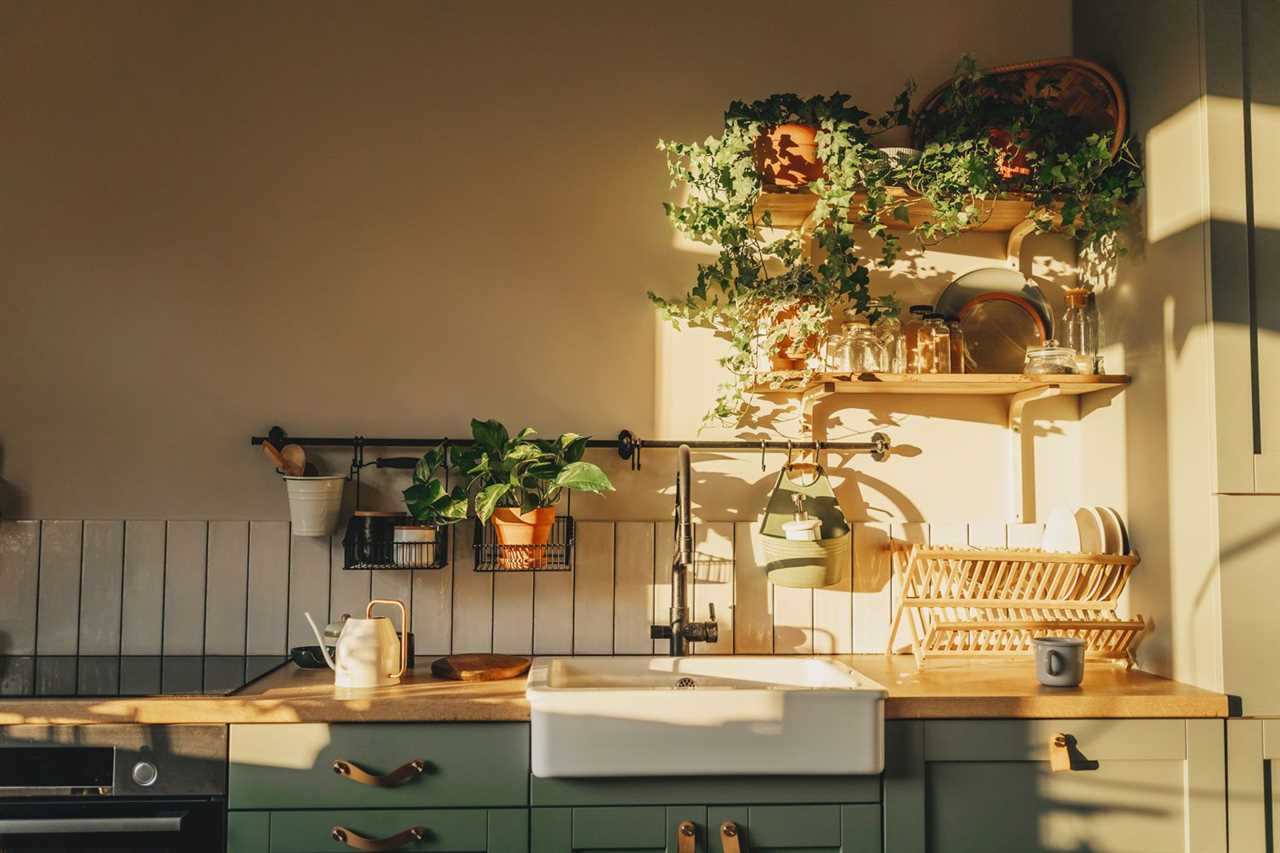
936,267,1055,373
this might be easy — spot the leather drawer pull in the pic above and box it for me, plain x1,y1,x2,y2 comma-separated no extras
331,759,427,787
331,825,425,851
720,820,745,853
676,819,696,853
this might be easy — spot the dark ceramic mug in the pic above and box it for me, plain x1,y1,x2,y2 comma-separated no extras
1032,636,1086,687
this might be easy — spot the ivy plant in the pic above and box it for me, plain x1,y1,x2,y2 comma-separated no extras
653,57,1142,424
650,91,912,425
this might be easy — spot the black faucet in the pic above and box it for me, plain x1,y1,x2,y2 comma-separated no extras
650,444,719,656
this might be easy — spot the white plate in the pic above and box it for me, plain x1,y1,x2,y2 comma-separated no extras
1098,506,1130,554
1094,506,1126,555
1074,507,1107,555
1041,508,1082,553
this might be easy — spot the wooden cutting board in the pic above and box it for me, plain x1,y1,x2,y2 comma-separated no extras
430,654,531,682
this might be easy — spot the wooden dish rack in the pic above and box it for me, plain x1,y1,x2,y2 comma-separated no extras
886,543,1150,669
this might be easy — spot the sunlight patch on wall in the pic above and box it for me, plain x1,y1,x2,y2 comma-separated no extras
1144,95,1279,242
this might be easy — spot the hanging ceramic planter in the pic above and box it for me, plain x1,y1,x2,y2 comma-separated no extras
758,464,851,588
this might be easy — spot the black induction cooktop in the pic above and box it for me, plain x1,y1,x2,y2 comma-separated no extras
0,655,286,698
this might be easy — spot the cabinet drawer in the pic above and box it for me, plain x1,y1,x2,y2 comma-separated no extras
923,719,1186,762
268,809,487,852
229,723,529,809
709,805,844,851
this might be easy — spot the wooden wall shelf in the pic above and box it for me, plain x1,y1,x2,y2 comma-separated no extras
751,372,1130,416
750,372,1130,523
754,188,1043,265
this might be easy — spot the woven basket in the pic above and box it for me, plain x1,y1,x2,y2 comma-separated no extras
913,57,1127,159
758,465,851,589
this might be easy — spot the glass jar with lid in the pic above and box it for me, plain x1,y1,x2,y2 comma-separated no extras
920,313,951,374
904,304,933,373
1024,340,1078,375
838,312,887,374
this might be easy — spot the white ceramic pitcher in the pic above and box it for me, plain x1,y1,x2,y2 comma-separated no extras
305,599,408,689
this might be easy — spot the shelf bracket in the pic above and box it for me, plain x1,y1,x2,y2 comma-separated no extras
1006,218,1037,269
1009,385,1062,523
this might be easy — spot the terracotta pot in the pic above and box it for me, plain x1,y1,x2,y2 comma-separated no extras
768,305,820,371
492,506,556,569
754,123,823,188
989,128,1033,180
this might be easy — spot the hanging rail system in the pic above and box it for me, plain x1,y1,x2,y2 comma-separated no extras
250,426,891,470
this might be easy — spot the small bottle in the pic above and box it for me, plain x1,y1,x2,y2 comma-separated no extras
904,304,933,373
947,318,965,374
921,313,951,374
1062,287,1100,374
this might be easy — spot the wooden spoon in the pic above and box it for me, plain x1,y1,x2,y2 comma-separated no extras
262,441,288,472
280,444,307,477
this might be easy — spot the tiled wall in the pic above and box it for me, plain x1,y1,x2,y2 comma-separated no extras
0,518,1047,658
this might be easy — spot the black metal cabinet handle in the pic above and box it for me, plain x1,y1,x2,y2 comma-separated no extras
331,758,427,787
331,825,425,851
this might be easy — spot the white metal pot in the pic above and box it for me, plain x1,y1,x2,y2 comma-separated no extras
283,475,346,537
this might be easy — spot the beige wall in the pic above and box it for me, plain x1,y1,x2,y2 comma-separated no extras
0,0,1076,524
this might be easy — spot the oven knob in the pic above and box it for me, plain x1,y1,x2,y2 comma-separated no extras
131,761,159,787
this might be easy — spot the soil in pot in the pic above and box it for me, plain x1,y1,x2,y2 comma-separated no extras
754,123,823,188
492,506,556,569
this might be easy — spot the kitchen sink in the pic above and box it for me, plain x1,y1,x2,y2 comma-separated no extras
526,656,887,778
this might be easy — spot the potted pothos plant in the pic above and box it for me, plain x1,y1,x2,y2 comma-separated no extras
453,419,614,567
398,443,468,567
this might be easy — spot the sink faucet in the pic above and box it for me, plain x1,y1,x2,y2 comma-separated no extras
650,444,719,656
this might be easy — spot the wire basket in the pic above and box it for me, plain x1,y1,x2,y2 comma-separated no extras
473,516,574,572
343,519,449,570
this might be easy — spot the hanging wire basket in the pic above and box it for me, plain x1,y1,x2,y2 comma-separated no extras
473,516,575,572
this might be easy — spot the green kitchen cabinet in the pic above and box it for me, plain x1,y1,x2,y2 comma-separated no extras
531,804,878,853
227,808,527,852
883,719,1227,853
228,722,529,809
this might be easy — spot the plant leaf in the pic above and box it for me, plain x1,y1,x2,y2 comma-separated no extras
474,483,511,524
554,461,614,493
471,419,509,454
558,433,590,463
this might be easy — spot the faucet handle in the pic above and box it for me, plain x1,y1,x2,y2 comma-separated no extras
650,625,673,640
707,603,717,624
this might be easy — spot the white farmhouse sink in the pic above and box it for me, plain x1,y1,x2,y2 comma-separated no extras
526,656,887,778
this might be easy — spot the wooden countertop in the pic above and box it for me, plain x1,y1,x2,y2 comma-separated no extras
0,655,1229,726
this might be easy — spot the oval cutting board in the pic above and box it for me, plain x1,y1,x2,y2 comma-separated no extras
430,654,531,682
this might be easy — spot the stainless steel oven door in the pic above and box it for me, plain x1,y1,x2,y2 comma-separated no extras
0,798,223,852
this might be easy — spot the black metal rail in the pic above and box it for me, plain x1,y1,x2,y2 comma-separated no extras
251,426,891,470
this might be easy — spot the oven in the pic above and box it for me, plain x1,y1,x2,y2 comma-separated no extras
0,726,226,853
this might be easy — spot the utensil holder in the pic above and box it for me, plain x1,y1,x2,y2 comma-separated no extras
283,475,346,537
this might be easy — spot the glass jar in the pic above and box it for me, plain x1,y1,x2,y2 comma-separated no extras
1024,340,1078,375
823,329,850,372
1062,287,1100,374
947,318,965,374
840,315,887,374
867,299,906,373
904,304,933,373
920,313,951,374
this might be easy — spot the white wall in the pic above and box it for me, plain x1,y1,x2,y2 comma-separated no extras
0,0,1075,526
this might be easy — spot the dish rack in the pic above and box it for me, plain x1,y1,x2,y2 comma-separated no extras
886,543,1149,669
